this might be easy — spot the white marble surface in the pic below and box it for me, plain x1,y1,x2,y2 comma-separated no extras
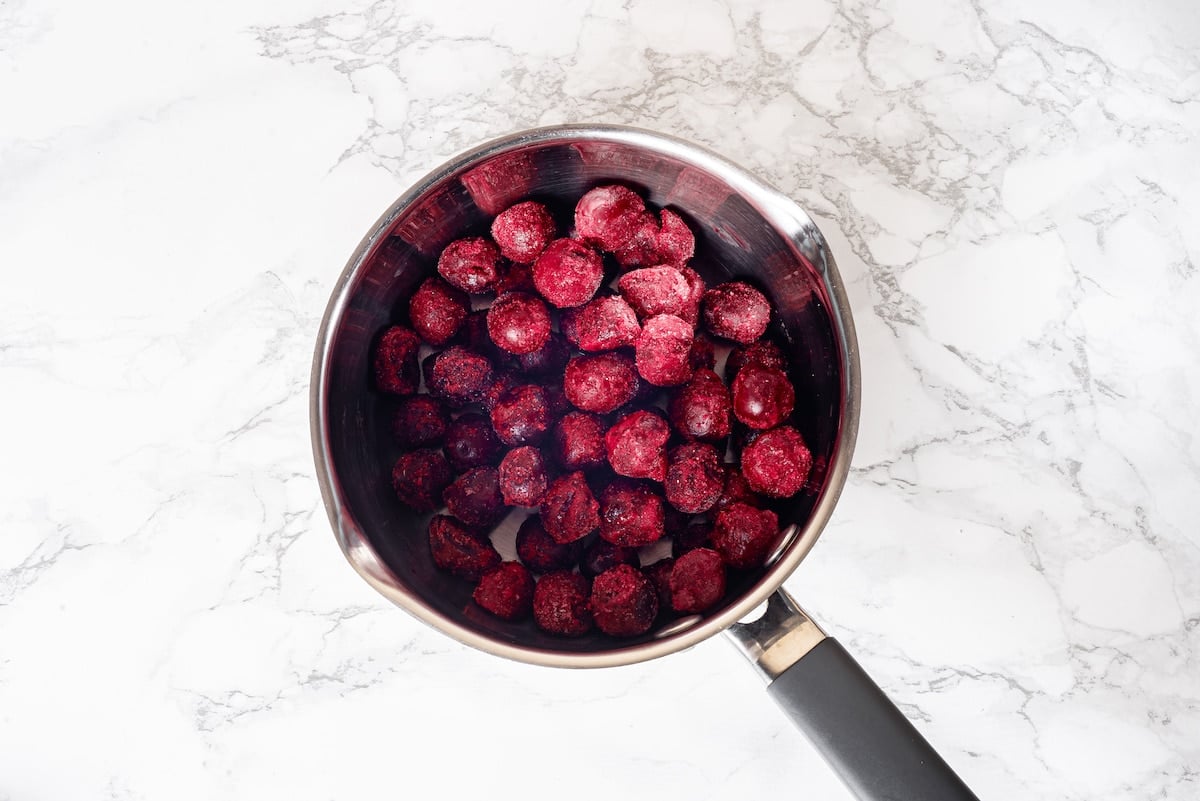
2,0,1199,798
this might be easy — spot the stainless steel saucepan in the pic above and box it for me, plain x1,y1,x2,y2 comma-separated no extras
310,124,979,801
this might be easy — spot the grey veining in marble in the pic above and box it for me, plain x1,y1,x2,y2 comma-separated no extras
1,0,1198,799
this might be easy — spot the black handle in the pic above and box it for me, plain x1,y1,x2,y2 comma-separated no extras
768,637,980,801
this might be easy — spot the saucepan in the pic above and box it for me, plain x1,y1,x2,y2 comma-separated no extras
310,124,979,801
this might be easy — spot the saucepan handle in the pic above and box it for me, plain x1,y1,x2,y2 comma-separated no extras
725,589,980,801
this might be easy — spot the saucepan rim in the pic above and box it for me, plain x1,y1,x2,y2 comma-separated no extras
309,123,861,668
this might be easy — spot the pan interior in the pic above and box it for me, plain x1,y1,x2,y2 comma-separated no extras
320,133,845,655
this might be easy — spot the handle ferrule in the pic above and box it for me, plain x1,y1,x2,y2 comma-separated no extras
726,590,980,801
725,587,826,681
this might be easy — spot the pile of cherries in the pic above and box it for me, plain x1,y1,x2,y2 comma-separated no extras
372,185,813,639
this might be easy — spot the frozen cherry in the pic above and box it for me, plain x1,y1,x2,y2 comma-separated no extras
545,385,572,416
489,384,550,446
678,267,707,326
635,314,694,386
454,310,499,357
392,449,453,511
491,200,556,263
437,236,503,294
726,339,787,378
741,425,812,498
589,564,658,637
409,277,470,346
702,281,771,344
498,446,549,507
558,306,582,348
563,352,640,413
532,238,604,308
425,346,493,407
573,295,641,352
689,333,717,371
533,571,593,637
539,471,601,544
372,325,422,395
391,395,449,450
513,332,570,376
613,213,659,268
606,410,670,481
669,547,726,613
487,292,551,355
515,516,583,573
668,368,732,442
619,266,692,320
711,503,779,569
552,411,607,470
443,466,505,527
732,365,795,430
580,538,639,578
626,370,661,411
654,209,695,265
480,372,521,413
716,466,762,511
493,261,536,295
443,412,502,471
428,514,501,581
599,479,666,547
664,442,724,514
574,185,646,252
473,562,535,621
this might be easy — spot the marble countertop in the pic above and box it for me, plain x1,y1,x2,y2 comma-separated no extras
3,0,1198,798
